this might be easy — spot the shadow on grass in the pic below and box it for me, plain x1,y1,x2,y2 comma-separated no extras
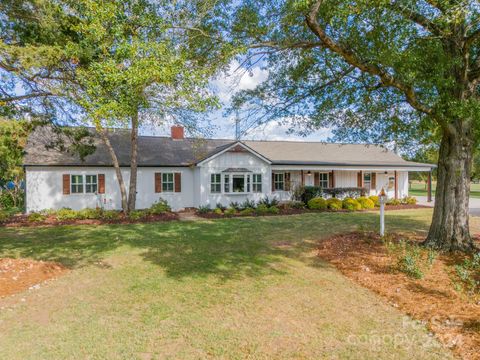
0,210,433,280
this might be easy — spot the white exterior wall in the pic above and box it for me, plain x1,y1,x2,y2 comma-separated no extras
25,166,195,212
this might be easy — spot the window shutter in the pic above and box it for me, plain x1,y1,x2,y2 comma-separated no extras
63,174,70,195
371,173,376,189
285,172,291,191
329,171,334,188
272,172,275,191
174,172,181,193
357,171,363,187
98,174,105,194
155,172,162,193
314,172,320,186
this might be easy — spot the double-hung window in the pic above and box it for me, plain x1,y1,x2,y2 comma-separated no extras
274,173,284,191
224,174,230,193
252,174,262,192
85,175,98,193
210,174,221,193
363,172,371,190
71,175,84,194
162,173,174,192
319,173,329,189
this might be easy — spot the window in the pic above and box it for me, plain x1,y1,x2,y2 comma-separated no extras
246,174,251,192
162,173,174,192
274,173,284,191
253,174,262,192
363,172,371,190
319,173,329,188
71,175,84,194
85,175,97,193
388,176,395,190
210,174,221,193
224,174,230,193
232,175,245,192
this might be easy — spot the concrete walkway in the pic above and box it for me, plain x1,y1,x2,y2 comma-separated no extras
415,196,480,217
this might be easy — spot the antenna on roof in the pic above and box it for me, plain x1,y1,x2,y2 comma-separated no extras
235,110,241,140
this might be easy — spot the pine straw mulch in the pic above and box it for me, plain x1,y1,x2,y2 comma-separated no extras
1,212,179,228
317,232,480,360
0,258,68,298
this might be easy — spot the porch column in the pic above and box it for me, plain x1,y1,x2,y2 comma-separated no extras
331,170,335,188
427,170,432,202
301,170,304,186
394,170,398,200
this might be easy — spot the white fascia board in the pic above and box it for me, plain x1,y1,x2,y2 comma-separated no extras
196,142,272,166
271,165,433,172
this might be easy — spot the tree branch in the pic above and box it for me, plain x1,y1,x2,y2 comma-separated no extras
0,92,54,103
465,28,480,50
305,0,433,116
389,2,443,36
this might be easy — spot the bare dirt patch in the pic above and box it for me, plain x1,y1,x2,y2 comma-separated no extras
0,258,68,298
318,232,480,360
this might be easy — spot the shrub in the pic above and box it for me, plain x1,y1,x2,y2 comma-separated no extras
256,204,269,215
327,198,343,211
215,202,226,211
268,206,280,214
0,191,15,209
387,198,402,206
128,210,146,220
101,210,120,221
0,211,10,222
342,198,361,211
307,197,327,210
369,195,380,207
454,253,480,294
402,196,417,205
197,205,211,214
213,208,223,215
357,197,375,209
149,199,171,214
241,199,256,209
240,208,255,216
224,207,236,217
282,200,305,209
299,186,323,204
27,212,46,222
322,187,367,199
78,208,103,220
397,245,424,279
56,208,79,221
229,201,241,211
257,196,279,208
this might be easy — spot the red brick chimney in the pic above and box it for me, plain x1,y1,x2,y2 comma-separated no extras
171,125,184,140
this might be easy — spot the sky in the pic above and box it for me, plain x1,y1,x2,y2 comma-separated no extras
144,60,333,141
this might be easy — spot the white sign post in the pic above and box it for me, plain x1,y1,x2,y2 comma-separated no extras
379,188,387,237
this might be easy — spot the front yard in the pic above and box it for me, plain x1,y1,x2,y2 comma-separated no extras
0,210,478,359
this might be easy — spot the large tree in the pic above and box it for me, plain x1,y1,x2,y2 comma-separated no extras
230,0,480,251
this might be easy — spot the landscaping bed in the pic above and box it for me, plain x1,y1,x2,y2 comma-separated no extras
317,232,480,360
0,258,68,298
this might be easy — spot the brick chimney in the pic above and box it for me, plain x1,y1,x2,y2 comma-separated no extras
171,125,184,140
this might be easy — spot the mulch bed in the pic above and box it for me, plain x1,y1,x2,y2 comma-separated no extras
0,258,68,298
197,204,430,219
1,212,179,228
317,232,480,360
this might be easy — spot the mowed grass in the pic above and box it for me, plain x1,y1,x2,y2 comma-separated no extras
409,180,480,198
1,210,474,359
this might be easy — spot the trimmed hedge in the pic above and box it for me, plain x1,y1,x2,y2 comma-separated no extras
342,198,361,211
307,197,327,210
357,197,375,209
327,198,343,211
369,195,380,207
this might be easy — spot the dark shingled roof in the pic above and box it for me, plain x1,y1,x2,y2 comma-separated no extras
23,126,435,168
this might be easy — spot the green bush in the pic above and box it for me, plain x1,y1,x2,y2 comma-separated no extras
326,198,343,211
240,208,255,216
454,253,480,294
284,200,305,209
307,197,327,210
387,198,402,206
257,196,279,208
402,196,417,205
101,210,120,221
241,199,256,209
256,204,269,215
224,207,236,217
78,208,103,220
213,208,223,215
342,198,361,211
27,212,46,222
56,208,79,221
369,195,380,207
0,211,10,222
197,205,211,214
357,197,375,209
149,199,171,214
397,245,424,279
268,206,280,214
128,210,146,220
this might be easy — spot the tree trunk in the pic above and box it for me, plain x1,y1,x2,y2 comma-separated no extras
99,129,128,213
127,111,139,212
423,125,475,252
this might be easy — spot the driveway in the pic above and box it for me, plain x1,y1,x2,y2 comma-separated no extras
415,196,480,217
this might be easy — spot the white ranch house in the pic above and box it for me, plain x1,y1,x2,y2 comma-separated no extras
24,126,435,212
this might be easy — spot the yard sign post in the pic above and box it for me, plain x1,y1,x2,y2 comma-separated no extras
379,188,387,237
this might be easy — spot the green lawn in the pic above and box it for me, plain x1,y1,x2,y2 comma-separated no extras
0,210,463,359
409,181,480,198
